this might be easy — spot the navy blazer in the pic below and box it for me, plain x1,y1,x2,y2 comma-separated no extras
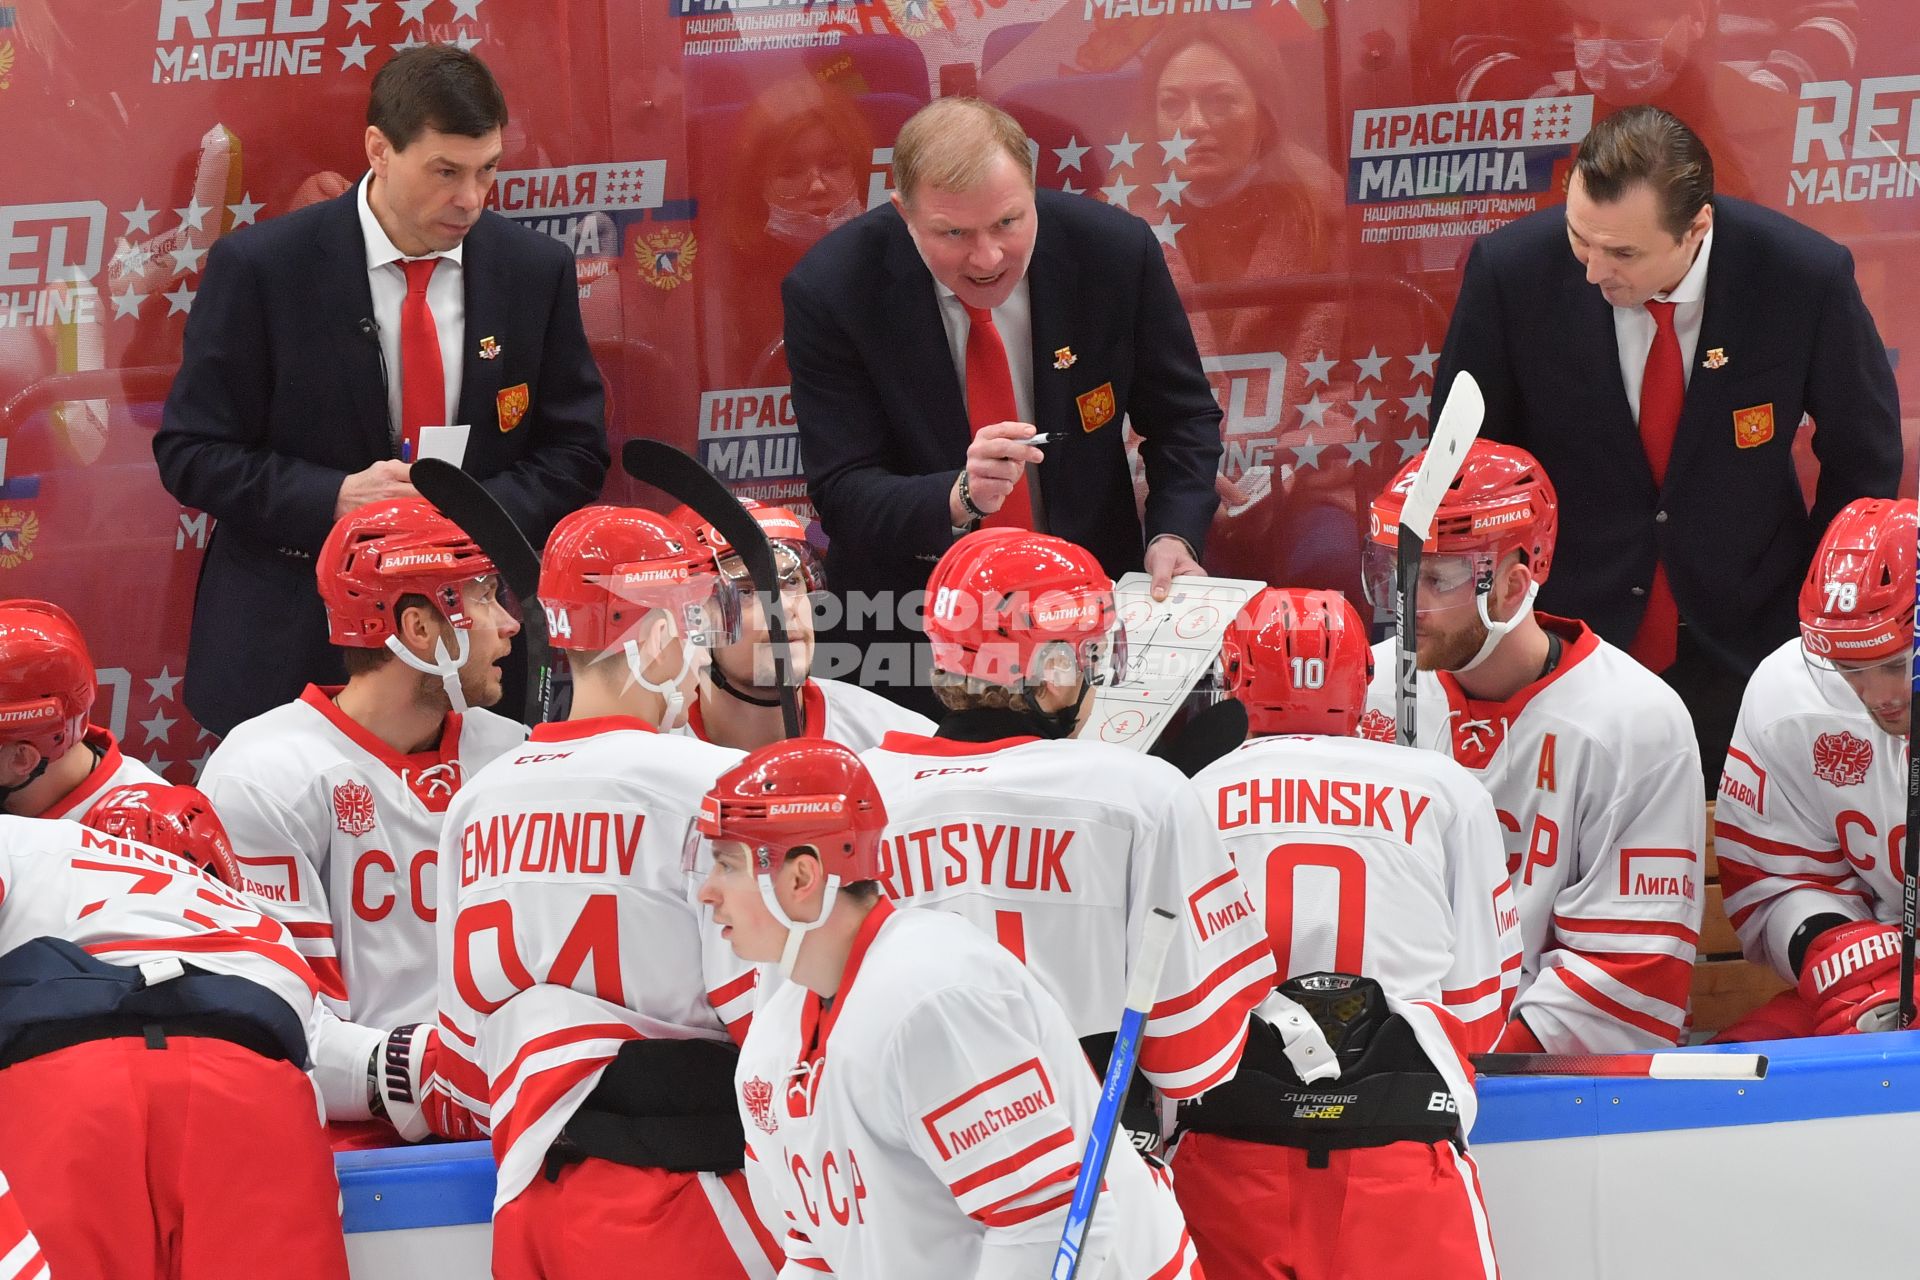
155,186,609,735
1436,194,1900,673
783,188,1223,613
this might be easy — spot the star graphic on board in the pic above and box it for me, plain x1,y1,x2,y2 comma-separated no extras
174,198,210,232
1297,394,1330,428
1402,389,1432,420
1106,134,1142,169
1353,347,1389,384
163,284,196,315
1291,435,1327,469
1301,351,1337,387
110,287,144,319
395,0,434,22
1158,130,1193,163
1153,175,1189,206
117,242,152,275
144,756,172,780
170,241,206,275
1054,137,1089,172
1396,430,1429,462
146,667,182,702
339,37,375,69
1350,391,1384,424
1149,215,1183,247
1345,435,1380,464
227,193,264,226
391,32,426,52
122,200,158,235
1101,175,1137,210
451,31,481,50
449,0,485,17
1407,344,1440,379
343,0,381,27
139,710,177,745
188,748,212,780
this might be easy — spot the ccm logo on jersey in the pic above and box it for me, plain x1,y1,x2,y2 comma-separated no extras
1718,747,1768,816
921,1059,1056,1161
1617,848,1698,901
1188,868,1256,944
913,766,988,780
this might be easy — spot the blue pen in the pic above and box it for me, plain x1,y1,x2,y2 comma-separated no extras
401,440,413,463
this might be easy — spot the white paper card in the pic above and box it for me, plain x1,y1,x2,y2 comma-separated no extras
417,424,471,466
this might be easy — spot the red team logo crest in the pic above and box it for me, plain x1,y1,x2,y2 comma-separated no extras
333,780,378,836
743,1076,778,1135
1812,731,1873,787
1357,709,1395,744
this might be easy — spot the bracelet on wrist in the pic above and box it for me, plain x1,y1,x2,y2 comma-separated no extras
956,472,988,525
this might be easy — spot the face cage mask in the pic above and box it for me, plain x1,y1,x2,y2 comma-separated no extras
382,578,486,713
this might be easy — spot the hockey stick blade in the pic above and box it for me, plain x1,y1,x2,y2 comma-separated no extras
411,459,553,725
1149,699,1249,778
1393,371,1485,748
1052,907,1178,1280
1471,1052,1768,1081
620,440,803,739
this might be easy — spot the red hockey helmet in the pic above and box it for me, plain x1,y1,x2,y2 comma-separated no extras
1221,588,1374,738
1799,497,1917,670
698,739,889,882
923,529,1123,688
669,501,824,595
538,505,737,653
317,500,500,647
85,782,244,886
0,599,95,760
1363,441,1559,614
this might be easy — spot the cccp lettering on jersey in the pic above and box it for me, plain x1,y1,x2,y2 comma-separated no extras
875,823,1075,898
786,1145,870,1229
1835,809,1908,878
1215,776,1432,842
458,810,646,887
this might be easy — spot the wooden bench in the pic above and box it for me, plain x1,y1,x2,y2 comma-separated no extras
1688,800,1792,1038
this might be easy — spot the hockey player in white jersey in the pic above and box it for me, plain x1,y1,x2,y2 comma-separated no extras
1712,497,1917,1041
0,600,162,821
1182,587,1514,1280
670,500,934,752
0,816,346,1279
698,738,1203,1280
436,504,778,1280
1358,441,1704,1054
198,499,527,1144
861,528,1276,1119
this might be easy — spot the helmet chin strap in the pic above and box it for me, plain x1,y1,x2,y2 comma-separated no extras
385,629,471,714
708,655,784,708
757,870,844,979
1452,581,1539,675
624,623,701,728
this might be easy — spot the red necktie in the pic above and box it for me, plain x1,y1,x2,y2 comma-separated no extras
963,304,1032,530
399,257,445,462
1629,299,1682,673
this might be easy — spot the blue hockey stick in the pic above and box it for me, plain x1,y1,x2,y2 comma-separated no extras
1051,906,1178,1280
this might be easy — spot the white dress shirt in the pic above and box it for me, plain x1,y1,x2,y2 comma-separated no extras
357,175,465,446
1612,226,1714,422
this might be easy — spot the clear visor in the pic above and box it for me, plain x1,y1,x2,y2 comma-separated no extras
1360,543,1489,614
716,541,825,597
1803,642,1913,683
600,569,741,647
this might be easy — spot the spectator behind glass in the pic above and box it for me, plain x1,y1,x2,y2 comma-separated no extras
1134,21,1371,603
708,77,873,388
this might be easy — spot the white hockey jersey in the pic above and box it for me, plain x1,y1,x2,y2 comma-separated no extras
861,732,1276,1100
1360,617,1705,1053
435,715,761,1210
198,685,526,1117
1191,733,1521,1128
1714,639,1907,980
736,902,1201,1280
0,815,318,1029
683,677,936,753
40,727,164,822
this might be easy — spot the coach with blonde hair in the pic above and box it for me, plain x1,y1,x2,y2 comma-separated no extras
784,97,1224,716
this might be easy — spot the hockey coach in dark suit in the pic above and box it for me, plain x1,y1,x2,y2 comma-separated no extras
1435,104,1899,777
784,96,1224,716
155,45,608,737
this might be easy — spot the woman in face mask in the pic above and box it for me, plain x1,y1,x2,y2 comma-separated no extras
708,77,874,387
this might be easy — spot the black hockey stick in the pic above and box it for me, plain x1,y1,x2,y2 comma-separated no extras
1472,1051,1767,1081
411,458,552,725
620,440,803,739
1148,698,1249,778
1392,371,1484,748
1901,510,1920,1029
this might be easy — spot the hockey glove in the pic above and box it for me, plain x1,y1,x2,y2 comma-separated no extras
1798,921,1904,1036
369,1024,486,1142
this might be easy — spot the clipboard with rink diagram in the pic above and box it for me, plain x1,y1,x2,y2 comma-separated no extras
1084,572,1264,751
